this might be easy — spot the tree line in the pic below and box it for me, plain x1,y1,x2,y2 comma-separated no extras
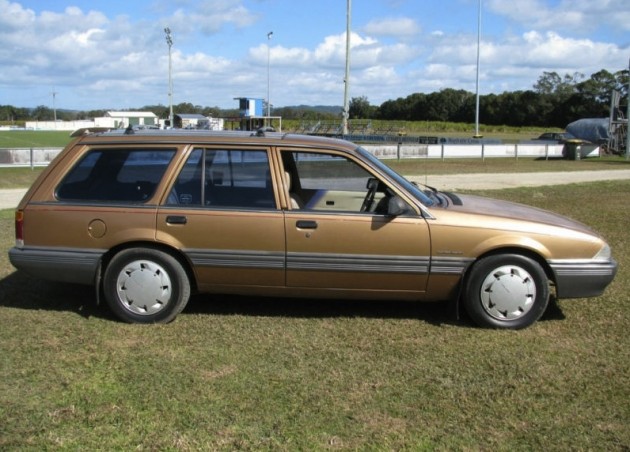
1,68,627,128
350,69,629,128
0,103,236,124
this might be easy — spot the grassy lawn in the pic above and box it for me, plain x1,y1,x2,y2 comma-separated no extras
0,130,74,148
1,177,628,449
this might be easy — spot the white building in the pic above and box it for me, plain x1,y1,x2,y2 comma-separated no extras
94,111,158,128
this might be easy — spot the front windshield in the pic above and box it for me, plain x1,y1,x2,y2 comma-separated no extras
356,146,435,207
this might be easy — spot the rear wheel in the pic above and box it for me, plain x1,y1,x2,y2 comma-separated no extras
103,248,190,324
463,254,549,329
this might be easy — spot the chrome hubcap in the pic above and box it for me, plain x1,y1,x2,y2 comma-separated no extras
480,265,536,321
116,260,172,316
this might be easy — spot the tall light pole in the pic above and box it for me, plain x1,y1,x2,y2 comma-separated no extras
267,31,273,126
342,0,351,136
165,27,174,129
51,88,58,123
474,0,482,138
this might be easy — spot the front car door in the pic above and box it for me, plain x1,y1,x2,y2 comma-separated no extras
280,149,431,298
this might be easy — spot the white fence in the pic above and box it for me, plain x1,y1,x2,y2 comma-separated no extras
0,148,64,167
364,143,600,160
0,143,601,168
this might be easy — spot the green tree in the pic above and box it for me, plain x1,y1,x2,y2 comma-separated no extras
577,69,617,105
348,96,372,119
32,105,54,121
0,105,30,122
533,71,582,99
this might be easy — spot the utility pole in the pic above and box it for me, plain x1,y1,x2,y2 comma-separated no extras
342,0,351,136
473,0,482,138
165,27,174,129
51,88,58,122
267,31,273,126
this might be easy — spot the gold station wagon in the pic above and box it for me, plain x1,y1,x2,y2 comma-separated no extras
9,129,617,329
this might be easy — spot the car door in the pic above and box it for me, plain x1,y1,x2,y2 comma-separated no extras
280,149,431,295
156,146,286,289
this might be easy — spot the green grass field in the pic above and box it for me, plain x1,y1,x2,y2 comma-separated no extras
0,163,628,449
0,130,74,148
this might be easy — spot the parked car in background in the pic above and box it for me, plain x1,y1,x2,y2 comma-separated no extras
533,132,584,143
8,129,617,329
534,131,601,159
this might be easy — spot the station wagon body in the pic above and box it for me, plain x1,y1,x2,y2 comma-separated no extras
9,129,617,328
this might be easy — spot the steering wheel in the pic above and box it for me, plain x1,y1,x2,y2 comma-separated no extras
360,178,379,212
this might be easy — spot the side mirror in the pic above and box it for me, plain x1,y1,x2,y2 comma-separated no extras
387,196,412,216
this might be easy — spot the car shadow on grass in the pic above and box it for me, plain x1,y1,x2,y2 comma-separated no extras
0,270,566,327
1,271,462,326
186,293,461,326
186,292,566,327
0,271,110,320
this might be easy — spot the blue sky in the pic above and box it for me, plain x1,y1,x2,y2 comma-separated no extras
1,0,629,112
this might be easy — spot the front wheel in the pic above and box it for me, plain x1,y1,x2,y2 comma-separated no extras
463,254,549,329
103,248,191,324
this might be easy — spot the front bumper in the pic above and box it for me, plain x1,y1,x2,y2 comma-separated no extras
549,259,618,299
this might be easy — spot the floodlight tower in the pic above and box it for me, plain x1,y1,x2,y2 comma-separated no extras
342,0,351,136
51,88,58,123
474,0,482,138
267,31,273,125
165,27,174,129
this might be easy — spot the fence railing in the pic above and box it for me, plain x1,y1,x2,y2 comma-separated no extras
0,143,600,168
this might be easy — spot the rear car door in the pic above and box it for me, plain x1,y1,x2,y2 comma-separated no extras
156,147,286,289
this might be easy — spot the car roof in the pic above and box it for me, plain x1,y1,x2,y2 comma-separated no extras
71,128,359,153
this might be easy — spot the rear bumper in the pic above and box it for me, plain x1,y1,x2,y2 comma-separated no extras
9,246,104,285
549,258,618,299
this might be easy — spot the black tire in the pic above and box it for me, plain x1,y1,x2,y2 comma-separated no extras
463,254,549,329
103,248,191,324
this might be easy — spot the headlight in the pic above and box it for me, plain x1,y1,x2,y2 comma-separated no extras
593,244,612,261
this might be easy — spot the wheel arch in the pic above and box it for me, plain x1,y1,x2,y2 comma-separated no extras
465,246,556,286
99,241,198,293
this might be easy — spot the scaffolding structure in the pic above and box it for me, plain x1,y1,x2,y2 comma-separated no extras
608,90,628,155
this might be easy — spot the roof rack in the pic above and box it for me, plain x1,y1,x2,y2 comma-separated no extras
71,126,290,139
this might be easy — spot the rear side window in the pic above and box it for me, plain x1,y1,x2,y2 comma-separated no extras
166,148,275,209
57,149,176,202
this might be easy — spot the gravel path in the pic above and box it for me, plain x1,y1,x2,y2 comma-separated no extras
1,169,629,210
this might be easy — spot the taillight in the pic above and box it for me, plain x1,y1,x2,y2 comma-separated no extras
15,210,24,247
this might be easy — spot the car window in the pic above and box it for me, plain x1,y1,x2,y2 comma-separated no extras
56,148,176,202
282,151,390,213
167,148,275,209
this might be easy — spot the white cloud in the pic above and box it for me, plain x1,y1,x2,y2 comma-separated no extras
426,29,626,93
363,17,421,38
487,0,630,33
